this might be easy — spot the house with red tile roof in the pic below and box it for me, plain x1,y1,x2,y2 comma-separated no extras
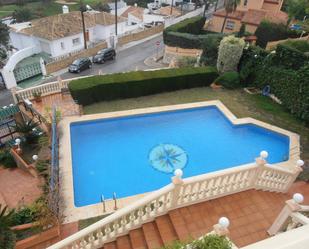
208,0,288,34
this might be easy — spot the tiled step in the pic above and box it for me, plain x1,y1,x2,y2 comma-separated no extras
116,235,133,249
129,228,148,249
155,215,179,245
142,222,163,249
178,207,202,238
104,241,117,249
187,204,210,235
168,209,190,241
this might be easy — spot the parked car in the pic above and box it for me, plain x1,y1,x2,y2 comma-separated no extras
92,48,116,64
68,58,92,73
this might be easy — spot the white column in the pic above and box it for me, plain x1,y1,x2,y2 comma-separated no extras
40,57,47,76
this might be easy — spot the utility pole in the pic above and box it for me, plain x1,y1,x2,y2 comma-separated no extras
214,0,218,11
80,2,87,50
170,0,174,16
115,0,118,35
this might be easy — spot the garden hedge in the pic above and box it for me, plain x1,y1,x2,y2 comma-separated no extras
214,72,241,89
254,20,301,48
69,67,218,105
163,16,225,49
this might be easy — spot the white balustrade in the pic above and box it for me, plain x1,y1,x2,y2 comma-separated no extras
13,75,91,103
48,150,302,249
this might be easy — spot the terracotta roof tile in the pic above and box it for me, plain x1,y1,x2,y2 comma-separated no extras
120,6,145,18
241,9,266,26
158,6,181,17
213,9,245,20
17,11,126,41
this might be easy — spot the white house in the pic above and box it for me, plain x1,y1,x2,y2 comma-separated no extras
9,10,128,59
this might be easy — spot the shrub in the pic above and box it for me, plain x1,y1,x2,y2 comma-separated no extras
238,45,269,83
192,234,232,249
12,207,36,226
215,72,241,89
273,43,309,70
163,16,210,48
255,20,300,48
282,40,309,52
69,67,218,106
177,57,197,67
200,34,225,66
164,16,206,35
217,36,245,73
0,150,17,168
253,64,309,123
237,23,246,37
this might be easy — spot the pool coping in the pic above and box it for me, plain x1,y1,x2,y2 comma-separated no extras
58,100,300,223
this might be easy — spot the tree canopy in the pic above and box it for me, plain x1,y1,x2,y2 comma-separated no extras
287,0,309,20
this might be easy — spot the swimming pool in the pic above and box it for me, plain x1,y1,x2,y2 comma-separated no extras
70,104,290,207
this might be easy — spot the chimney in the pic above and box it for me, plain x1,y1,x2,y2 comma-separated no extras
62,5,69,14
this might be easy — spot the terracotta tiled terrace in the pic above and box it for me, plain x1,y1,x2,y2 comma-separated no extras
32,93,80,117
91,181,309,249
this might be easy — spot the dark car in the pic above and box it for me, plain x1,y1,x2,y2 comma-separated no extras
68,57,92,73
92,48,116,64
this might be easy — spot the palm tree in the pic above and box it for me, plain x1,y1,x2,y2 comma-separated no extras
220,0,240,33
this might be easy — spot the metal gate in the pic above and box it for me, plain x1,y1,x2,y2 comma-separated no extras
13,62,42,83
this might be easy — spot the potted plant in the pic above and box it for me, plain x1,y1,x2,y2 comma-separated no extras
33,92,42,102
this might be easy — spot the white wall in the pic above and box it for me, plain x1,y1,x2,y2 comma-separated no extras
143,14,165,24
9,32,40,51
49,33,85,57
128,13,143,25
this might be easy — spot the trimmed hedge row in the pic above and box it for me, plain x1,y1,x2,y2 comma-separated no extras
163,16,220,49
69,67,218,105
164,16,206,35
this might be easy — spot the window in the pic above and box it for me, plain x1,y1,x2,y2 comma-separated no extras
60,42,65,50
244,0,248,6
72,38,81,46
226,21,235,30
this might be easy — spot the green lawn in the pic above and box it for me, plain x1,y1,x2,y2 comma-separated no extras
83,87,309,179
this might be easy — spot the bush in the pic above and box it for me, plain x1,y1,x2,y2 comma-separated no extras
12,207,37,226
282,40,309,52
255,20,300,48
192,234,232,249
200,34,225,66
163,16,210,48
0,150,17,168
164,16,206,35
177,57,197,67
217,36,245,73
238,45,269,83
253,64,309,123
69,67,218,106
273,43,309,70
215,72,241,89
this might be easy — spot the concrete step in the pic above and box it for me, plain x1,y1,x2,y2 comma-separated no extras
142,222,163,249
168,209,190,241
129,228,148,249
155,214,178,245
116,235,133,249
178,207,202,238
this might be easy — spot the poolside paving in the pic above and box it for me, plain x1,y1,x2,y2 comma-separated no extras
32,93,80,117
94,181,309,249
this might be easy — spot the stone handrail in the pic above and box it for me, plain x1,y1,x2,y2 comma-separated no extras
12,75,91,103
47,154,301,249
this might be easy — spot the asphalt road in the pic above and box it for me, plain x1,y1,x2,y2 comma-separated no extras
44,34,164,83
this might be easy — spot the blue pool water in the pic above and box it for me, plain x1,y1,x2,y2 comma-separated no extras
70,106,290,207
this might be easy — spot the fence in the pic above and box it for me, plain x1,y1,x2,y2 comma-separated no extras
14,62,42,83
12,75,90,103
47,155,301,249
118,25,164,46
50,107,60,218
45,41,108,74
